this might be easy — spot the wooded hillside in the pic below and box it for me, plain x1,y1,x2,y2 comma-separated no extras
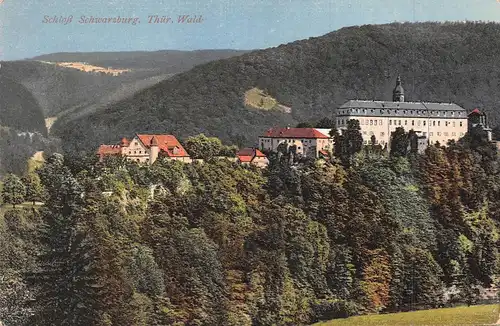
53,21,500,155
0,128,498,325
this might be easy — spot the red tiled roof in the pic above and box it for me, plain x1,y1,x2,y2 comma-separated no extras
262,127,329,139
469,108,481,115
319,150,330,157
238,155,253,163
237,148,267,163
254,149,266,157
120,137,130,147
136,134,189,157
97,144,121,155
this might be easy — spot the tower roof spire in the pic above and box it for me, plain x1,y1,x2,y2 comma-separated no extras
393,75,405,102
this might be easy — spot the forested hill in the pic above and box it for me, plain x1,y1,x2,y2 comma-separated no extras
0,74,46,135
54,21,500,154
30,49,250,72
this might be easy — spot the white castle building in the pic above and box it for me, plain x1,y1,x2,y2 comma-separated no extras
335,76,468,148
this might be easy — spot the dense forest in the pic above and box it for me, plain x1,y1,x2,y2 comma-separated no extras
0,50,247,175
0,75,46,135
2,49,247,119
0,124,498,325
54,21,500,155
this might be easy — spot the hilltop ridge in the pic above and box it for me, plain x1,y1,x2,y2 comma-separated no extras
53,21,500,154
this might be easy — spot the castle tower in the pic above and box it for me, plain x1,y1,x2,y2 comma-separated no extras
393,75,405,102
468,108,493,142
149,136,159,164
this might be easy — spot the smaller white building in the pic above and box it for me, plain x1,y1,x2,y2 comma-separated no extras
258,127,333,158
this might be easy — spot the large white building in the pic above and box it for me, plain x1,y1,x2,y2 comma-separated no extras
335,76,468,147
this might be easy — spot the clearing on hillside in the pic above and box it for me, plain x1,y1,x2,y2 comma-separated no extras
44,117,57,133
314,304,499,326
244,87,291,113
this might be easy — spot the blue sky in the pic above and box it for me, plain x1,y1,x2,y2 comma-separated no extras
0,0,499,60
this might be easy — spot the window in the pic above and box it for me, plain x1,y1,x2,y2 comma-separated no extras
405,120,407,125
134,151,137,154
374,120,378,126
453,122,456,127
139,151,142,154
423,121,426,126
128,151,131,154
429,132,433,136
459,122,463,127
412,120,415,126
433,121,436,126
370,120,373,125
379,120,382,125
389,120,392,125
437,132,441,136
438,121,440,126
398,120,401,125
298,147,301,150
380,132,385,137
423,132,427,136
452,132,456,136
460,132,464,136
444,132,449,136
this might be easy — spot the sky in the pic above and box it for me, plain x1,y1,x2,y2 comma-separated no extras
0,0,500,60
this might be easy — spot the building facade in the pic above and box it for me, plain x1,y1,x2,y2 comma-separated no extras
336,76,468,147
236,148,269,168
97,134,191,164
259,127,333,158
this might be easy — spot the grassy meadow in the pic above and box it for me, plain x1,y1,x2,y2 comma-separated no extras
314,304,499,326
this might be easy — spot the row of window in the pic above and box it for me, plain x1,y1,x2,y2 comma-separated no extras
338,119,464,128
129,150,146,155
363,139,386,145
339,108,465,117
261,138,330,144
362,131,465,137
388,120,464,127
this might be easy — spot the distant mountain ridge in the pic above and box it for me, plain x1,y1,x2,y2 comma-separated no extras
53,21,500,154
0,49,249,174
30,49,250,72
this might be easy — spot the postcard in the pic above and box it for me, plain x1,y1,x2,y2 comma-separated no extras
0,1,499,326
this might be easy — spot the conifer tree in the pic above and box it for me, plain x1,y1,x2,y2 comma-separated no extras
1,173,26,208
